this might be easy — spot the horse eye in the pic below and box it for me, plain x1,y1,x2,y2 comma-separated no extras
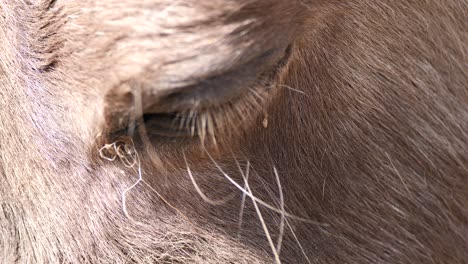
110,44,293,143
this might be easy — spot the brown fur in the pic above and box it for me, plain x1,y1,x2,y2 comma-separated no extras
1,0,467,263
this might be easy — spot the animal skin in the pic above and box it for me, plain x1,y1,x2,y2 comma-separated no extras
1,0,467,263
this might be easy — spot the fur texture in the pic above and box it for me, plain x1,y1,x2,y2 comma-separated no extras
1,0,467,263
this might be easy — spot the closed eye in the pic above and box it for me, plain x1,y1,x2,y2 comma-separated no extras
113,44,293,143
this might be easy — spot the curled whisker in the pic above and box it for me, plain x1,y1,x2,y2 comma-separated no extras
100,141,193,224
99,142,118,162
97,138,142,221
121,151,143,221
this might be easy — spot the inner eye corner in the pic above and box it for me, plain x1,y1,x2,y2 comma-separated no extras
284,43,293,56
276,43,294,69
257,43,294,83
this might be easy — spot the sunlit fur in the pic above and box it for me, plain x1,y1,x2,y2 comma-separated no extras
1,0,467,263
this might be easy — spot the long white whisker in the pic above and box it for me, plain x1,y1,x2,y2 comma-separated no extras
234,157,249,239
205,150,328,226
242,162,281,264
286,219,312,264
274,167,285,255
266,83,309,97
183,151,231,205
